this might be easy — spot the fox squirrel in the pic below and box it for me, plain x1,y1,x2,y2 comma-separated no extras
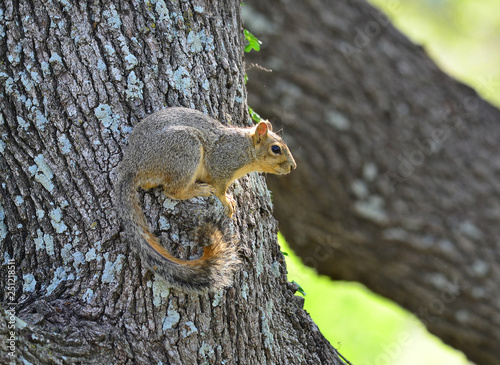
115,107,296,292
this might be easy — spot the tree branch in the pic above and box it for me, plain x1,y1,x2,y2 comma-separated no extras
245,1,500,364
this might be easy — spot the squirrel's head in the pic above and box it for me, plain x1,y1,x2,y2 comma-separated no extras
251,120,297,175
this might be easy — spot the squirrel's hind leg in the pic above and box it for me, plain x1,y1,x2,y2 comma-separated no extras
161,130,216,201
164,182,216,200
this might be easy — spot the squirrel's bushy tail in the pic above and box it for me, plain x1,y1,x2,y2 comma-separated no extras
115,172,240,292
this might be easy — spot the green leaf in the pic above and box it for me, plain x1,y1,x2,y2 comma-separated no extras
244,29,262,53
292,280,307,296
248,106,262,123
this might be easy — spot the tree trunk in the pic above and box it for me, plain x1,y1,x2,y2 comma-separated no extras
244,1,500,364
0,1,345,364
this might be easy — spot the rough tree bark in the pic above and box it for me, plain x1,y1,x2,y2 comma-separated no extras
0,1,346,364
244,1,500,364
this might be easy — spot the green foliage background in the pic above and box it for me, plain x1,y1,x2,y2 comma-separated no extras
281,236,469,364
281,1,500,364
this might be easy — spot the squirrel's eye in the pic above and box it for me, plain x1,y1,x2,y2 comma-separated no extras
271,145,281,154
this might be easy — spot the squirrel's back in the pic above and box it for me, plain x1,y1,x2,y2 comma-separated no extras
134,107,224,136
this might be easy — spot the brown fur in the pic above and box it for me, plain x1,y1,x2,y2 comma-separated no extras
115,107,296,292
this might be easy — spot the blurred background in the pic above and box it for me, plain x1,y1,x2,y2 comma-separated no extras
281,0,500,363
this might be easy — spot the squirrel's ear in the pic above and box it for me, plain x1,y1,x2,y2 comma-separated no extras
256,122,268,136
253,121,270,144
263,120,273,132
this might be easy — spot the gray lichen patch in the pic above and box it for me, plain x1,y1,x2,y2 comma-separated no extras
49,207,68,233
28,154,55,193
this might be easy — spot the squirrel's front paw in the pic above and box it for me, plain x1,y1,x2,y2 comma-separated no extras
197,183,217,197
223,194,236,218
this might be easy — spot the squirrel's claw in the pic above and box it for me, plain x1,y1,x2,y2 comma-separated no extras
221,194,236,218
